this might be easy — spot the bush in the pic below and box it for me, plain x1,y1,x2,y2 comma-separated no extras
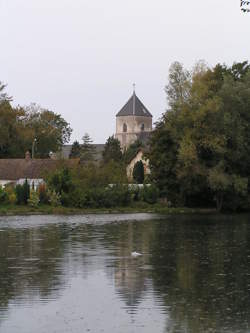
8,193,17,205
38,184,49,204
133,161,144,184
111,185,132,207
28,190,40,207
0,186,7,203
15,185,23,205
15,180,30,205
69,188,87,208
140,184,159,204
68,185,132,209
5,186,17,205
48,190,61,207
47,167,74,195
61,191,72,207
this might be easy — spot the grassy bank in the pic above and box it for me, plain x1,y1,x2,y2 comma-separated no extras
0,203,216,216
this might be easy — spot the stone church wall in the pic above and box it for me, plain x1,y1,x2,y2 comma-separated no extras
115,115,152,149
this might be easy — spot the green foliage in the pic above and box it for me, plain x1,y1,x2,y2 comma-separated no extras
165,61,191,111
133,161,145,184
140,185,159,204
43,160,160,208
47,167,74,195
47,190,61,207
15,180,30,205
24,104,72,158
73,161,127,188
102,136,122,163
149,60,250,211
28,190,40,207
0,81,12,102
80,133,95,163
123,140,143,164
69,140,81,158
69,185,132,208
4,186,17,205
0,85,72,158
0,186,7,203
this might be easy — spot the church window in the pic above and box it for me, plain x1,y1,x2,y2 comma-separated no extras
141,123,145,131
123,123,127,132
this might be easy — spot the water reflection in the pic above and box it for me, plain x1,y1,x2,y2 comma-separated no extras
0,214,250,332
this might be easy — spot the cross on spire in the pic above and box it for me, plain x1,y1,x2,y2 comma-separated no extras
132,83,136,115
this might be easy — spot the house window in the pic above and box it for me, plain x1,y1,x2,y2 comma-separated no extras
123,123,127,132
141,123,145,131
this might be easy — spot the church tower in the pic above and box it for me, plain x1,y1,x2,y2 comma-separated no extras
115,88,153,150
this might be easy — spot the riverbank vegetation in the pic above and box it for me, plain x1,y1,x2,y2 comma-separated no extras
1,60,250,213
0,203,215,216
149,60,250,212
0,160,160,212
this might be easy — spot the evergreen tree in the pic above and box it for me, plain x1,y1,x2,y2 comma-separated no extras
102,136,122,163
0,81,12,102
81,133,95,163
133,161,145,184
15,179,30,205
69,140,81,158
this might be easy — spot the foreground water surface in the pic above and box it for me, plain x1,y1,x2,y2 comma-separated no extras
0,213,250,333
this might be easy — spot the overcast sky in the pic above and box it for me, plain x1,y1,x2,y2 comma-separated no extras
0,0,249,143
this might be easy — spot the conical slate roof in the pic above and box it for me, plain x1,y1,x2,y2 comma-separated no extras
116,93,152,117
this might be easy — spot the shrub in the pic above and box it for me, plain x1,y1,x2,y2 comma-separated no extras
5,186,17,205
47,167,74,195
15,180,30,205
4,185,16,205
48,190,61,207
0,186,7,203
69,188,87,208
28,190,40,207
141,184,159,204
133,161,144,184
8,193,17,205
106,185,132,207
38,184,49,204
61,191,71,207
68,185,132,209
15,185,23,205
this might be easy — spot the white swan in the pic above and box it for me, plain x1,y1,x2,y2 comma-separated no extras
131,251,142,257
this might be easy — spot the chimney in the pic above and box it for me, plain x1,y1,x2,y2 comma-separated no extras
25,151,31,160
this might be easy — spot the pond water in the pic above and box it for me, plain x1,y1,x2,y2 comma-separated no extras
0,213,250,333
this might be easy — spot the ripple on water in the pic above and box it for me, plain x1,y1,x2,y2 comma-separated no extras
0,214,250,333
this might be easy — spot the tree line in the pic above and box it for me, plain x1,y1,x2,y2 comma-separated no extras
2,60,250,212
148,60,250,211
70,135,146,183
0,83,72,158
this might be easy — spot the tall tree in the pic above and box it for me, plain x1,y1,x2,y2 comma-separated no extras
165,61,191,112
102,136,122,163
0,82,12,102
23,104,72,157
80,133,95,163
69,141,81,158
133,161,145,184
0,91,72,158
149,61,250,211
